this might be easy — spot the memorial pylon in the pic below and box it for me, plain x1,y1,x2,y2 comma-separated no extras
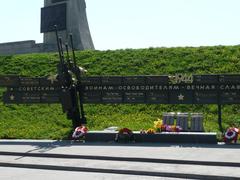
41,0,94,50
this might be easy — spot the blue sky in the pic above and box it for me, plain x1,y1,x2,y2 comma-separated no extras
0,0,240,50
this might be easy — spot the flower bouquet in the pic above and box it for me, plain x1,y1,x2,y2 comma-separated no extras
165,125,182,132
153,119,182,133
146,128,155,134
154,119,164,132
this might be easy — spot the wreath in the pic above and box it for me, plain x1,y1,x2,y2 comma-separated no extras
115,128,135,143
224,127,239,144
72,126,88,140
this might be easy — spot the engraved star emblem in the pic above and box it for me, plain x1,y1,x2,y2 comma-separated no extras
47,75,58,84
178,94,184,101
10,95,15,101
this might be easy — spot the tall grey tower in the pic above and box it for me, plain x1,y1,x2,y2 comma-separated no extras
41,0,94,50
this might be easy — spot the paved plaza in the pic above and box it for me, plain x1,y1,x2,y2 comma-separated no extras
0,140,239,179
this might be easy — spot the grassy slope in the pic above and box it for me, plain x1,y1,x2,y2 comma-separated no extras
1,46,240,139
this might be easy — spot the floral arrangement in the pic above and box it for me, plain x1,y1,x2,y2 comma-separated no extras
224,127,240,144
72,126,88,140
140,118,182,134
115,128,134,143
153,119,182,132
146,128,155,134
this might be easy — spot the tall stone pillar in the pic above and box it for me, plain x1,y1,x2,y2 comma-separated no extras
41,0,94,50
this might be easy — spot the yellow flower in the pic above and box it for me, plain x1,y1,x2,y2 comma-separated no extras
154,119,163,129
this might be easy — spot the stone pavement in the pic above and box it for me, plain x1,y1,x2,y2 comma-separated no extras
0,140,240,180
